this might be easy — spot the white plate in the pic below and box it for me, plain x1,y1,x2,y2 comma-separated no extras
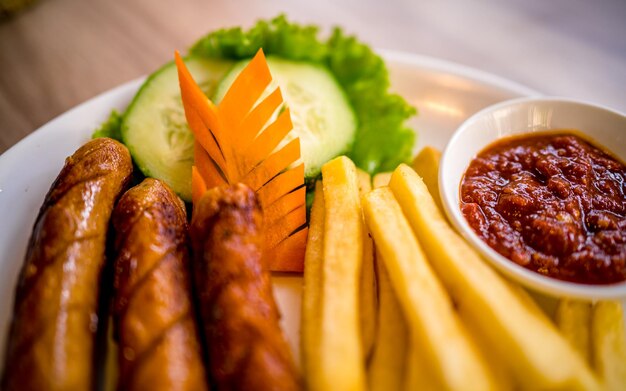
0,51,539,368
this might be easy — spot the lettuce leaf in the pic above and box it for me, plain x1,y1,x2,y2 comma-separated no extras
191,15,416,175
92,109,122,141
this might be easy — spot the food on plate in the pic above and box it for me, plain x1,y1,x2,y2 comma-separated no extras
362,186,498,390
1,138,132,391
460,132,626,284
97,15,415,201
307,156,365,390
554,298,626,390
591,301,626,391
9,16,625,391
410,146,513,389
356,168,376,362
301,182,325,391
389,164,601,390
555,299,592,363
121,57,233,201
176,49,307,272
367,170,408,391
111,178,208,391
190,184,301,390
214,56,356,180
93,109,123,140
372,172,392,189
192,15,416,176
411,145,443,211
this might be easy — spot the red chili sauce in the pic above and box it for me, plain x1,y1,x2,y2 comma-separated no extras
460,132,626,284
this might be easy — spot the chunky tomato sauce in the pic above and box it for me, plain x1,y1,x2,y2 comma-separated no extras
460,132,626,284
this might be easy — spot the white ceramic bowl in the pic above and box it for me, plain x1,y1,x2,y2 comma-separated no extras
440,97,626,299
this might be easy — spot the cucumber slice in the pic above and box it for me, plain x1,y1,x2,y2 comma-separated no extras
213,56,357,179
121,57,233,201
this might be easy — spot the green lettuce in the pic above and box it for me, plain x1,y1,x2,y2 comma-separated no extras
92,109,122,141
191,15,416,175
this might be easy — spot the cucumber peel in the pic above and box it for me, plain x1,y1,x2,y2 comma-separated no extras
120,57,232,201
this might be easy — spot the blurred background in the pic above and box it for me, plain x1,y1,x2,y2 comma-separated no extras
0,0,625,153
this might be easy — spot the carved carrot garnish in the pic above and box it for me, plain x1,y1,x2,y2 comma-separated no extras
175,49,307,272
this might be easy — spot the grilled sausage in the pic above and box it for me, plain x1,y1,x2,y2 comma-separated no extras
111,178,208,391
190,184,302,391
1,138,132,391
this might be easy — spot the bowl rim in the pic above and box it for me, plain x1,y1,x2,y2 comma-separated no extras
439,96,626,299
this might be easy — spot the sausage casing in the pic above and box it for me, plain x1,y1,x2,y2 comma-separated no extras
111,178,208,391
190,184,301,391
2,138,132,391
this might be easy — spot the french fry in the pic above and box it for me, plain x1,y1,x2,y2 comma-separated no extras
409,147,513,389
404,338,440,391
315,156,365,391
526,289,560,319
371,173,439,390
389,164,601,390
367,176,410,390
411,146,443,212
356,169,377,363
555,299,592,364
367,249,410,391
591,301,626,391
301,181,325,391
367,251,409,391
363,187,497,391
372,172,392,188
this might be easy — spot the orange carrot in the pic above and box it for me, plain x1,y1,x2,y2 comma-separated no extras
266,227,308,272
218,51,272,134
242,139,301,191
191,166,208,205
189,108,227,174
265,204,307,250
194,142,226,188
175,53,227,172
243,109,293,172
258,163,305,207
176,48,307,272
236,88,283,148
264,187,306,226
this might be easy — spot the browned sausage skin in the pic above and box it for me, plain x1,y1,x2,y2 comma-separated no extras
111,178,208,391
190,184,302,391
2,138,133,391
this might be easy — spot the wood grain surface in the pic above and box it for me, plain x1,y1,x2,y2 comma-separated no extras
0,0,624,153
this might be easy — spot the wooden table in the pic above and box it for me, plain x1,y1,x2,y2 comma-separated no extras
1,0,625,153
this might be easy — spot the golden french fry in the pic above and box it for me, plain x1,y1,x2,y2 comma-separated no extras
370,171,430,390
527,289,560,319
315,156,365,391
372,172,392,188
591,301,626,391
555,299,592,364
301,181,325,391
404,339,440,391
462,313,514,390
367,248,409,391
411,149,514,389
411,146,443,212
389,164,600,390
356,169,377,362
362,187,497,391
356,168,372,194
